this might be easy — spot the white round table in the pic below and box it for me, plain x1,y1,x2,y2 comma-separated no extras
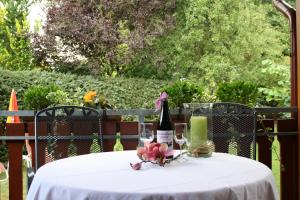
27,151,279,200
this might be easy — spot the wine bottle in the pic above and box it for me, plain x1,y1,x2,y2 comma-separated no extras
157,98,174,158
113,132,124,151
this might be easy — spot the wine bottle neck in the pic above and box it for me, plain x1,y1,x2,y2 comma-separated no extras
159,100,172,128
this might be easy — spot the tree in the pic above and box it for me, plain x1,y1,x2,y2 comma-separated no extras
126,0,287,91
0,0,31,29
0,0,37,70
33,0,177,76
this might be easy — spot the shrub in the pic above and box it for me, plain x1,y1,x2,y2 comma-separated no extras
46,90,74,107
257,87,290,107
0,69,35,110
23,84,60,110
216,81,258,106
162,79,203,108
256,60,290,107
0,69,165,110
0,143,7,163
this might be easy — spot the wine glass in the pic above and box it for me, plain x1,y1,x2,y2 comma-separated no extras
174,123,188,155
138,123,154,145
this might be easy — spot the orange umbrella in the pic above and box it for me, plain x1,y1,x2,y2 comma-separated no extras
6,89,20,123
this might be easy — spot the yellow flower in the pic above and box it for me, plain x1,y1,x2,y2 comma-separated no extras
84,91,97,103
83,91,113,109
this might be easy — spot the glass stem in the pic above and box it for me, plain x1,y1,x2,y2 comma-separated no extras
179,144,182,155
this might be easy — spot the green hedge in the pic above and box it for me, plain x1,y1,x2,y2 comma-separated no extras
216,81,258,106
0,69,283,110
0,69,165,110
162,80,204,108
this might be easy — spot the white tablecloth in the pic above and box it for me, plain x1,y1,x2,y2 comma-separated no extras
27,151,279,200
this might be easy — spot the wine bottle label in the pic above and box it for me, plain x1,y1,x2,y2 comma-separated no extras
157,130,173,153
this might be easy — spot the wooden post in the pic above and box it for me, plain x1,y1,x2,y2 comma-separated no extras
102,120,117,151
297,0,300,199
6,123,24,200
256,135,273,169
277,119,298,200
256,119,274,168
120,122,138,150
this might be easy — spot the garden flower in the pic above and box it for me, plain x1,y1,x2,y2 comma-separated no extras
84,91,97,103
155,92,168,111
83,91,113,109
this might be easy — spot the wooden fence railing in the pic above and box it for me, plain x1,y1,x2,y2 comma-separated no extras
0,108,298,200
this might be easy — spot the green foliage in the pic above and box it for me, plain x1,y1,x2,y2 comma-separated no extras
0,0,32,29
256,60,290,107
0,1,293,109
0,117,7,163
113,133,124,151
162,79,203,108
98,94,114,109
126,0,286,90
32,0,176,76
0,69,165,110
12,0,287,92
46,90,73,107
258,87,290,107
0,142,8,163
23,84,60,110
216,81,259,106
0,2,36,70
0,69,35,110
0,67,289,109
90,134,101,153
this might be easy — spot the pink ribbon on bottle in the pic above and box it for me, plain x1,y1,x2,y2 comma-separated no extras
155,92,168,111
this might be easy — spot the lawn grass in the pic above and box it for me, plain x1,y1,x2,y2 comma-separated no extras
0,162,27,200
272,137,281,193
0,168,8,200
